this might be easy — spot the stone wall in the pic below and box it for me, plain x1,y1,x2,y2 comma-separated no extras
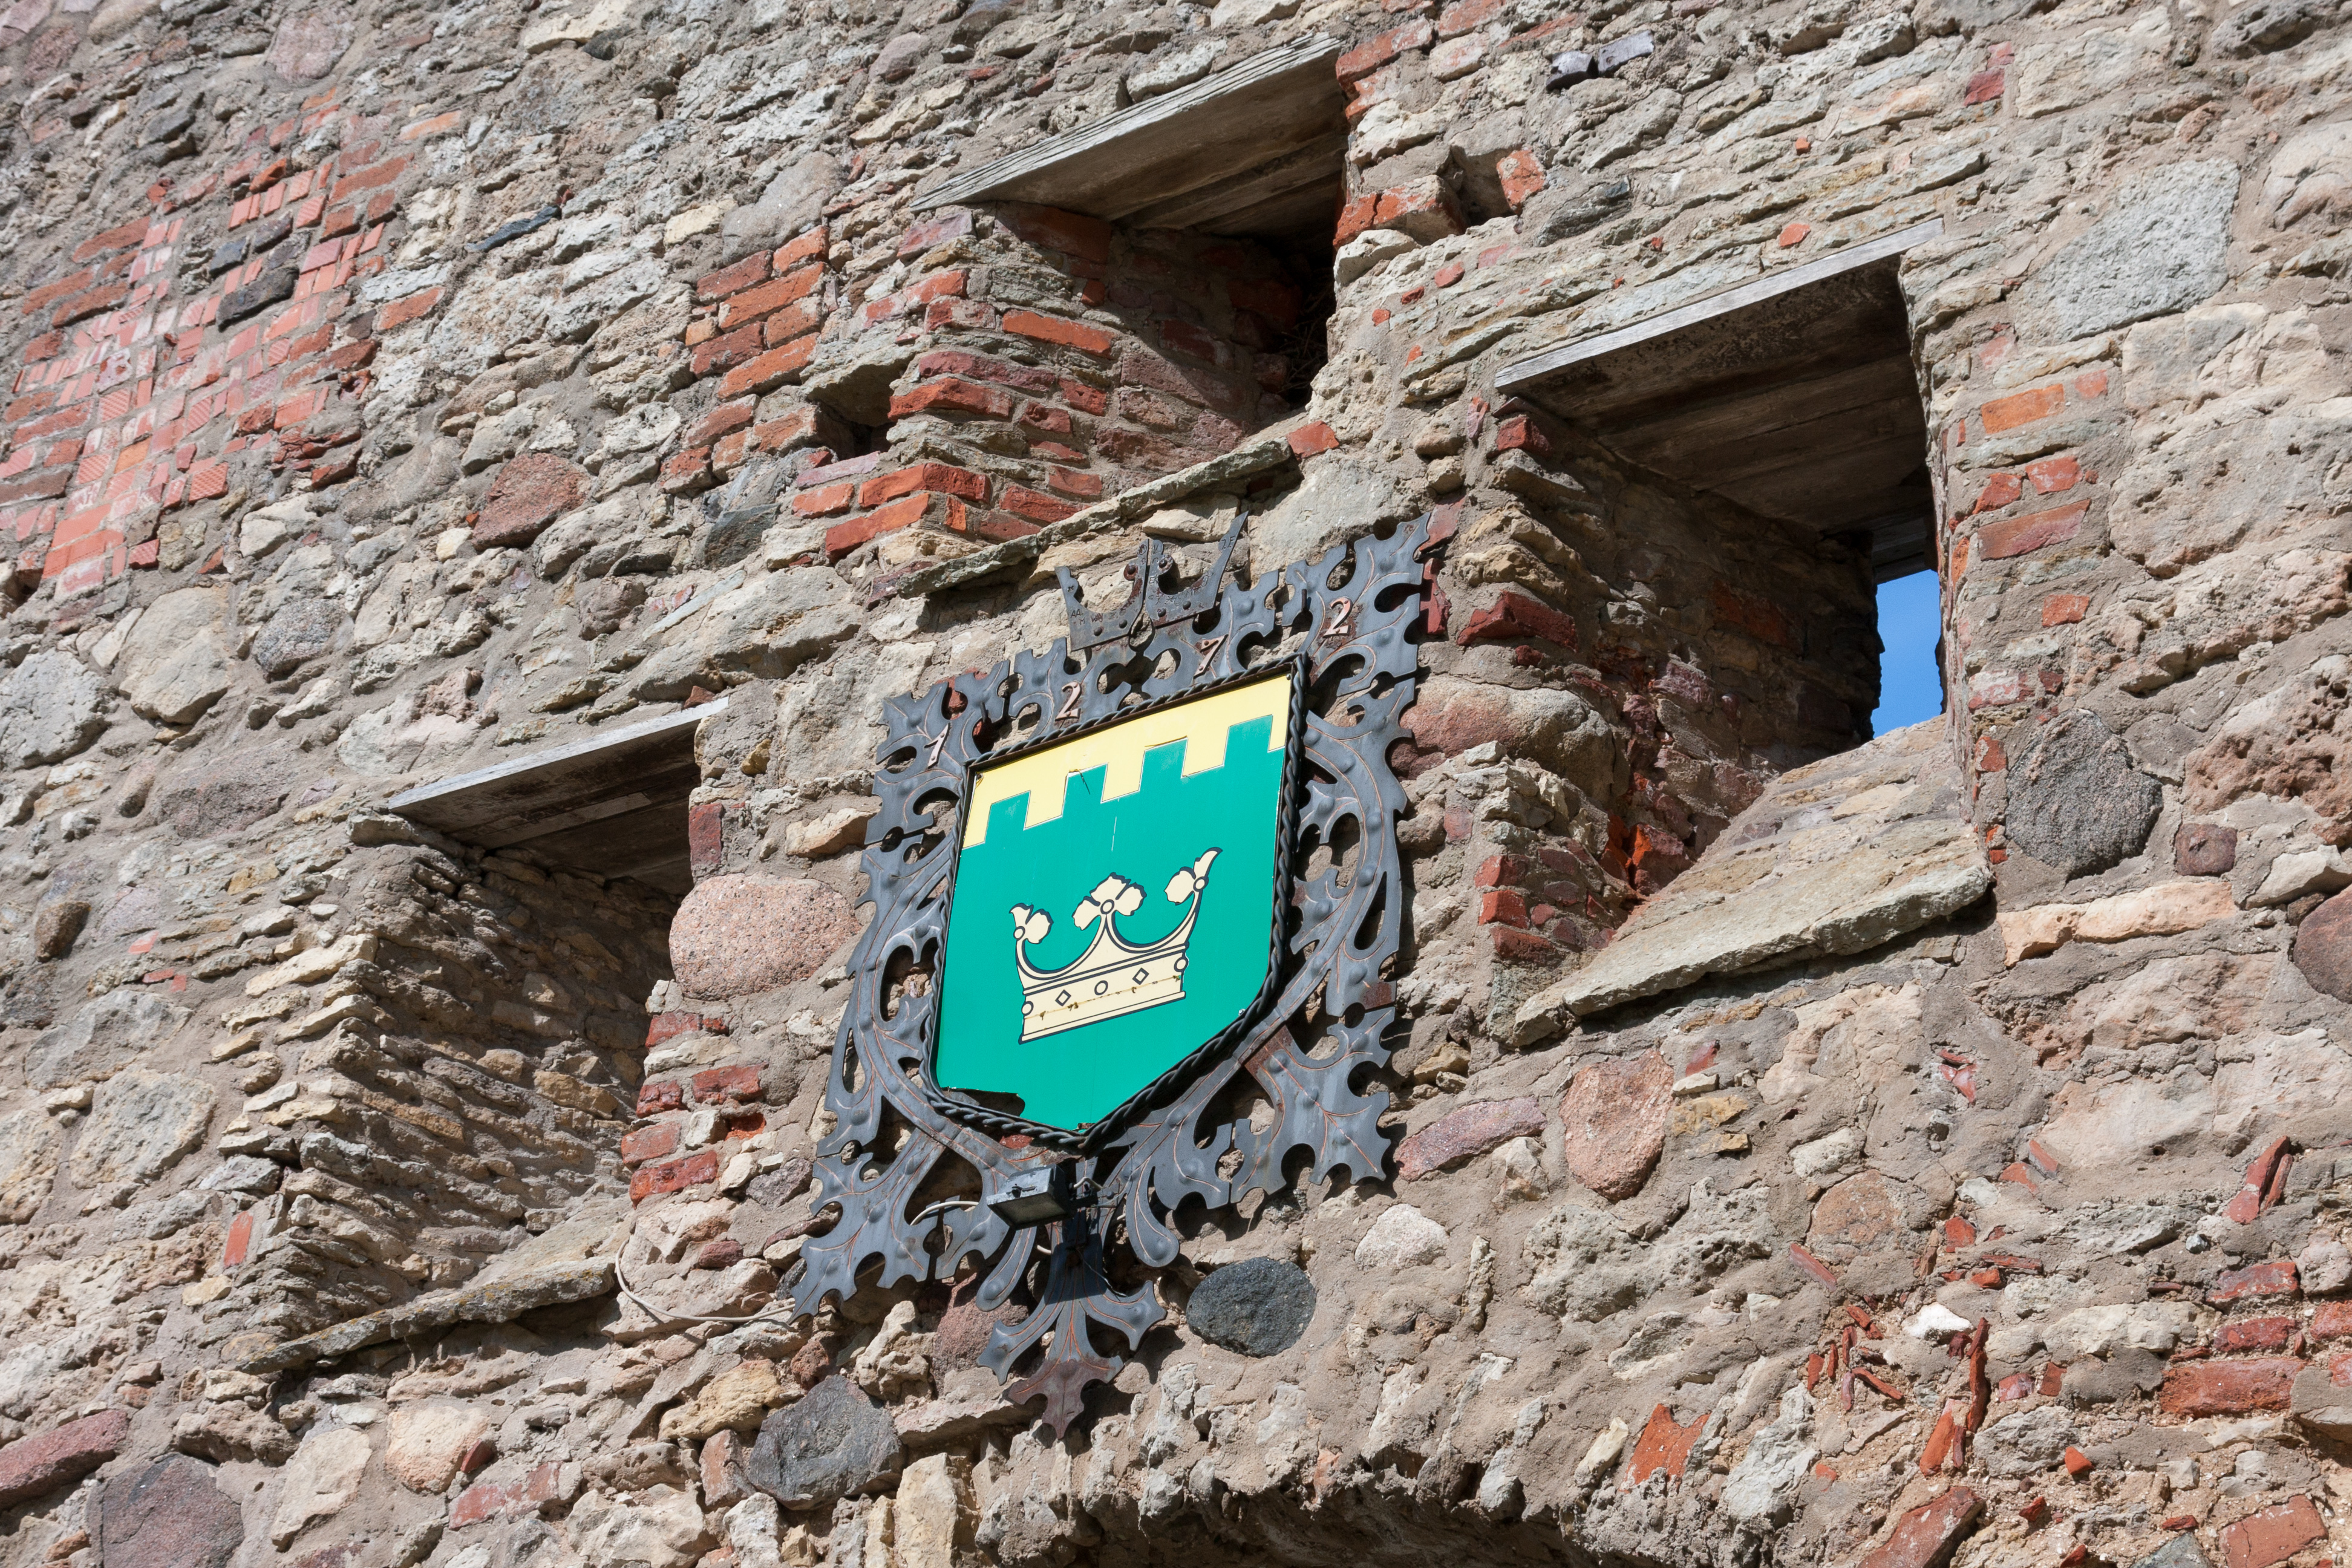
0,0,2345,1564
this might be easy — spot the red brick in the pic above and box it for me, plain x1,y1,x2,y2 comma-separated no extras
1976,501,2086,561
702,1430,750,1509
645,1012,729,1048
1018,402,1074,436
791,482,856,518
1060,377,1109,415
1779,221,1812,247
377,284,441,332
1334,194,1381,246
274,387,327,429
1495,148,1547,211
21,268,96,316
1396,1096,1544,1180
328,156,408,204
1972,472,2023,512
630,1148,721,1204
1478,888,1529,926
890,376,1015,421
1474,854,1526,889
1285,421,1339,457
2224,1135,2293,1223
2213,1316,2295,1353
864,269,969,326
477,453,587,547
1339,19,1435,80
1159,318,1225,362
1000,484,1076,524
73,220,148,263
52,281,129,327
717,265,824,328
692,1064,761,1103
764,301,823,346
0,1410,132,1508
824,492,936,560
223,1209,256,1268
2221,1497,2327,1568
912,350,1053,399
691,398,757,446
753,411,830,454
660,446,714,495
2041,593,2088,627
400,109,465,141
1859,1489,1982,1568
696,252,772,301
923,296,995,333
717,335,815,399
1437,0,1506,37
1624,1403,1707,1487
962,511,1037,547
1964,68,2005,105
1919,1410,1959,1475
1007,309,1117,354
449,1462,565,1526
2158,1357,2302,1416
2209,1258,2299,1305
620,1122,678,1166
857,461,987,509
1044,466,1102,499
691,322,765,378
999,204,1114,264
1980,384,2063,433
1489,925,1559,962
0,469,70,506
1118,346,1246,413
1495,413,1550,456
2025,454,2079,494
1373,181,1463,241
897,209,972,258
774,226,828,270
2311,1300,2352,1341
637,1080,686,1116
1459,590,1577,649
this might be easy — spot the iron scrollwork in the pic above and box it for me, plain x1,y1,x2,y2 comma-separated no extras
788,509,1436,1434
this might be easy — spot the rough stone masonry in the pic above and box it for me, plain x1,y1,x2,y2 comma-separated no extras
0,0,2347,1561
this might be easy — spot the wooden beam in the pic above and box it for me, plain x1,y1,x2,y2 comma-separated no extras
1119,129,1349,234
913,36,1347,223
1494,218,1944,396
388,701,724,892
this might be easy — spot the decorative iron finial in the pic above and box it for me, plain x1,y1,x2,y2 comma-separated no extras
1056,508,1251,650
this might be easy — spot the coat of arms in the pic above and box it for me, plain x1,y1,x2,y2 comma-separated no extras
789,511,1435,1432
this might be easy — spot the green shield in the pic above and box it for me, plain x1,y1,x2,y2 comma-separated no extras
933,670,1294,1131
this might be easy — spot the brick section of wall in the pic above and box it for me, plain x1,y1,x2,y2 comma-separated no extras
662,227,837,498
0,94,432,599
1936,364,2111,754
811,204,1301,564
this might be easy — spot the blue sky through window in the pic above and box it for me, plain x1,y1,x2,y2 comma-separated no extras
1872,569,1944,734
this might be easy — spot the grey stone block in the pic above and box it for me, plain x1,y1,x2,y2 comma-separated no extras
2042,160,2238,340
1186,1256,1316,1356
2006,710,2161,878
745,1375,904,1510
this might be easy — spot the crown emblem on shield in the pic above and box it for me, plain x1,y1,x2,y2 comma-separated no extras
1011,849,1219,1040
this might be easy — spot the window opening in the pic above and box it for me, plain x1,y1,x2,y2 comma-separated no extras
1872,567,1944,735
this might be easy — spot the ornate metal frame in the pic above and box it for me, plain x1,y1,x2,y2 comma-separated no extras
789,510,1435,1434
